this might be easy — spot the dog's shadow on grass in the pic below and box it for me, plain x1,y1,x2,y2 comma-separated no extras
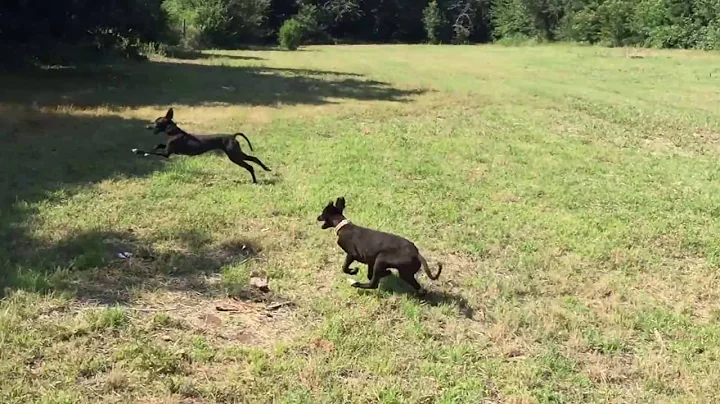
422,290,475,319
256,176,282,186
377,275,475,319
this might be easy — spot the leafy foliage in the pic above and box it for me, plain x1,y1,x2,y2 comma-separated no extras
293,3,325,43
492,0,539,39
278,17,305,49
4,0,720,65
162,0,270,47
424,0,446,43
0,0,168,65
552,0,720,49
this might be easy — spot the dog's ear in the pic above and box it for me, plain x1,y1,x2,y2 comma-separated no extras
335,197,346,213
165,108,174,120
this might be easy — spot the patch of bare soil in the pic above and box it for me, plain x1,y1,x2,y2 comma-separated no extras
133,289,300,348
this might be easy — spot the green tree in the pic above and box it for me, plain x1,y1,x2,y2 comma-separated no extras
424,0,447,43
163,0,270,47
492,0,538,39
0,0,168,65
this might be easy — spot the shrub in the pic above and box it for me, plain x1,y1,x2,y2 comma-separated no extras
0,0,168,66
139,42,168,58
492,0,537,40
596,0,638,47
697,21,720,50
423,0,445,44
557,5,602,44
162,0,270,48
279,18,305,50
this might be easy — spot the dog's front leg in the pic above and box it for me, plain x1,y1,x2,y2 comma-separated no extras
342,254,358,275
366,259,375,280
132,148,170,158
132,143,171,158
352,260,389,290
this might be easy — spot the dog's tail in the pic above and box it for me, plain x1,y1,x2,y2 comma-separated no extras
234,133,254,151
419,254,442,280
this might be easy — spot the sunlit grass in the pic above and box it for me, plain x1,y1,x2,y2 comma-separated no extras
2,44,720,402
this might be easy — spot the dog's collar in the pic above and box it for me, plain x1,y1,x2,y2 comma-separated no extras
334,219,350,236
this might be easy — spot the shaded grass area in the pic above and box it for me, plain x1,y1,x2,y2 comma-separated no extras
2,45,720,402
0,61,421,109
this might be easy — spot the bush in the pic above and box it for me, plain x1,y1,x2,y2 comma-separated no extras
697,21,720,50
596,0,639,47
557,5,602,44
138,42,169,58
0,0,168,66
554,0,720,50
278,18,305,50
491,0,538,40
162,0,270,49
423,0,445,44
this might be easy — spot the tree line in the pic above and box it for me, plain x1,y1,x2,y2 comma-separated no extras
2,0,720,64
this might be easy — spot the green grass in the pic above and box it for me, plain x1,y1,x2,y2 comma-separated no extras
2,43,720,402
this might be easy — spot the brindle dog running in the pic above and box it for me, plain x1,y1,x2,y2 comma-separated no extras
133,108,271,183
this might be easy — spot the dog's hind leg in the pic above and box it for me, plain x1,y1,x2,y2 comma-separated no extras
244,155,272,172
225,151,258,183
227,140,270,172
399,270,427,296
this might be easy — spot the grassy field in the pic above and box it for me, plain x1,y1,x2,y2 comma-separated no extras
2,43,720,402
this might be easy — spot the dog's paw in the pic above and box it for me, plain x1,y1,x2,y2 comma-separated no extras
347,278,359,287
131,148,139,153
347,268,359,275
